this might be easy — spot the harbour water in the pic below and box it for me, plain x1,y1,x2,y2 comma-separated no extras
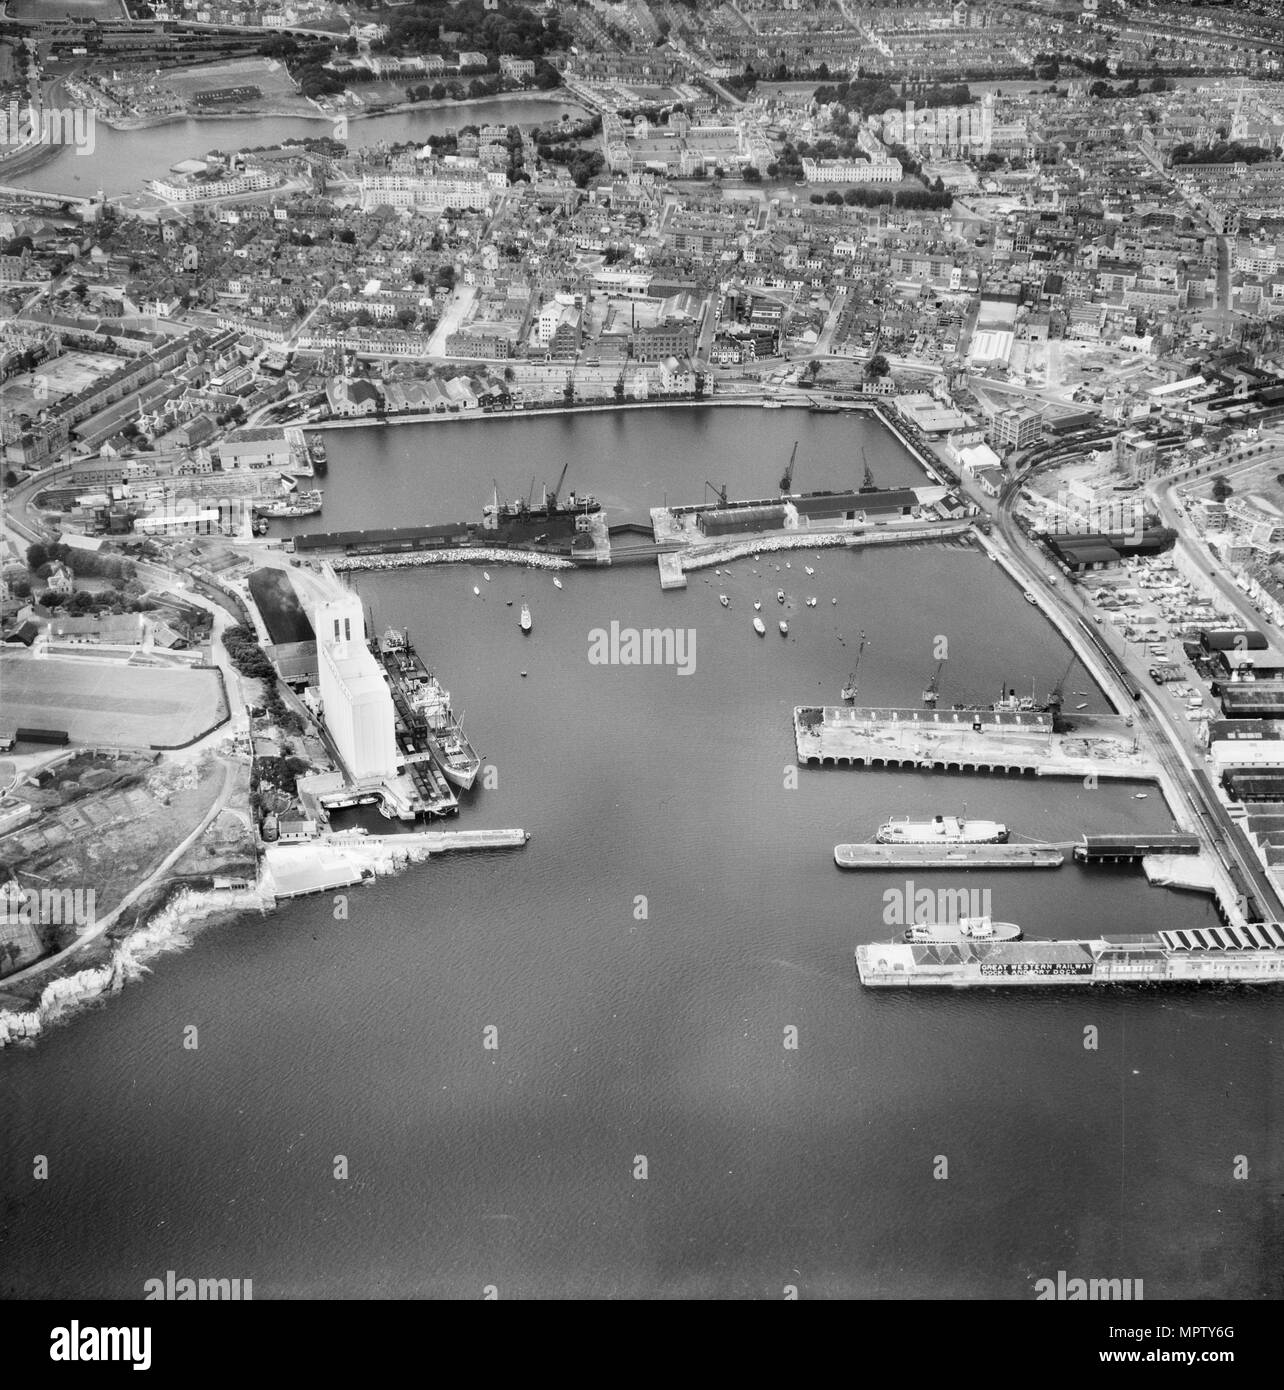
13,97,588,198
2,412,1279,1299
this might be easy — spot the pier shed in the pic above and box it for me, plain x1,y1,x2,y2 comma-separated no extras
1074,833,1201,863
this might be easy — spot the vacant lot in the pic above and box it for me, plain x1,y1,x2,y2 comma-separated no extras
0,654,226,747
3,351,122,416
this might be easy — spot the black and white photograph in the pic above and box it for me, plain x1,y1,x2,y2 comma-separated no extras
0,0,1278,1341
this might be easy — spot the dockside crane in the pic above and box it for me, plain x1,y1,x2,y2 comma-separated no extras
860,445,876,492
780,440,798,494
1045,652,1077,715
922,659,945,705
547,459,571,511
705,480,728,506
842,631,867,703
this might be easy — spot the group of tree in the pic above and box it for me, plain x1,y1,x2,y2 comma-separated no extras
27,541,136,583
1171,141,1274,166
381,2,563,63
533,139,604,187
813,78,972,117
809,184,952,210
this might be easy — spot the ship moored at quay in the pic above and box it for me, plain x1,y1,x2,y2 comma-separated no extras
856,920,1284,988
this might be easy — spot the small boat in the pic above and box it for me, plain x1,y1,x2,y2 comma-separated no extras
506,600,513,606
473,586,481,596
520,601,532,633
785,562,791,569
520,670,527,678
753,617,766,636
1134,792,1148,799
719,594,730,608
1024,592,1037,604
776,590,785,603
805,566,815,576
483,571,491,581
806,597,817,607
763,400,783,409
1075,703,1087,710
831,598,837,605
553,577,563,589
753,601,762,611
779,620,789,635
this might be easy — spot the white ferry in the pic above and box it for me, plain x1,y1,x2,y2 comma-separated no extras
876,814,1009,845
904,916,1022,944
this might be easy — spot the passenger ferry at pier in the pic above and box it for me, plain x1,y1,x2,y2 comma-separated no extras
857,920,1284,988
904,915,1022,944
876,814,1009,845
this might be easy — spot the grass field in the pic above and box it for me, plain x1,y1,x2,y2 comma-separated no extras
164,58,299,101
0,654,226,747
8,0,126,17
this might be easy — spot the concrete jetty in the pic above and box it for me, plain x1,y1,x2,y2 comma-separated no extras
795,705,1155,780
835,842,1067,869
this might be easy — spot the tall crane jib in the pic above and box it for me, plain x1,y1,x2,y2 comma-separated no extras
842,632,868,703
780,441,798,494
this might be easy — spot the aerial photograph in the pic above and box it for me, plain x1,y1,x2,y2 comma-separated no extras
0,0,1279,1327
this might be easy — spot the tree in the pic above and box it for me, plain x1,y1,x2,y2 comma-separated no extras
1210,474,1233,501
26,542,48,572
3,470,18,489
742,165,761,182
867,354,890,379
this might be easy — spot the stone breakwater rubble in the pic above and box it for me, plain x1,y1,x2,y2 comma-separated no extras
0,832,505,1045
681,533,850,571
331,548,575,574
0,885,266,1047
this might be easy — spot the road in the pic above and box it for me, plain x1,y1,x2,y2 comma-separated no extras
993,454,1284,921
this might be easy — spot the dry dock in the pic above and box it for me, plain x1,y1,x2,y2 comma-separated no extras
835,842,1067,869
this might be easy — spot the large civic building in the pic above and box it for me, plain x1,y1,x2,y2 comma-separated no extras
315,596,398,783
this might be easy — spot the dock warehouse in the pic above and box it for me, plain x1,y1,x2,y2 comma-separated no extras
1220,685,1284,719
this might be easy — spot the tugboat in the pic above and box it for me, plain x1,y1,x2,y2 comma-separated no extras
776,589,786,604
520,600,532,633
719,593,730,608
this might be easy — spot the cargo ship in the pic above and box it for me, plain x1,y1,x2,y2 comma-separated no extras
876,814,1009,844
857,920,1284,988
482,461,600,538
306,432,328,477
378,629,480,791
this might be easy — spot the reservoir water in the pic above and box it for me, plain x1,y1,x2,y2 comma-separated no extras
3,409,1279,1299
